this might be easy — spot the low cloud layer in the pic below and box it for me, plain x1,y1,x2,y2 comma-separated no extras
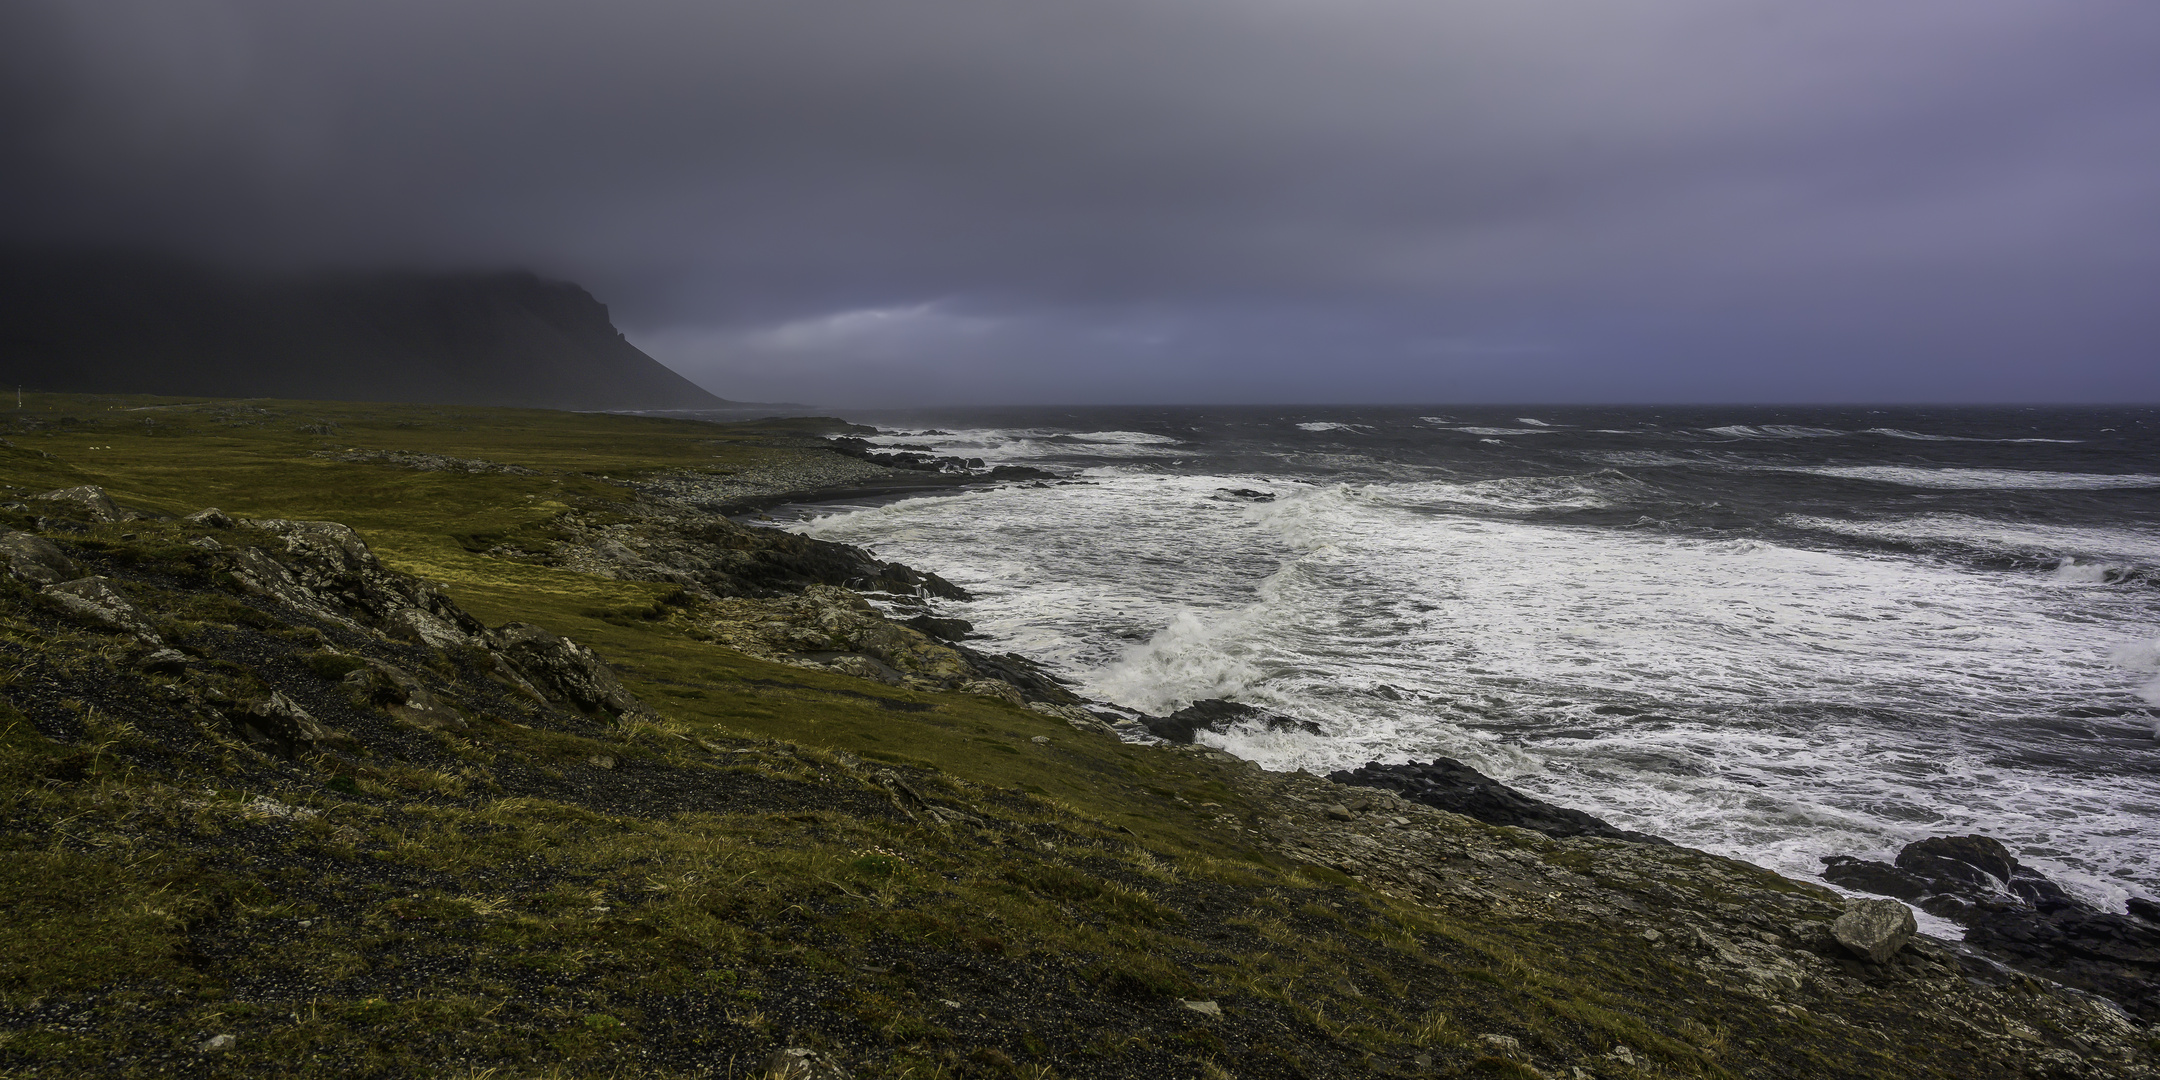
5,0,2155,404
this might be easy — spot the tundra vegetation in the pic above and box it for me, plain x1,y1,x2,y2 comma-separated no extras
0,394,2151,1079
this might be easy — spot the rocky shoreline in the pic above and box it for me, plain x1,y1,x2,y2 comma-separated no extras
666,430,2160,1030
4,405,2157,1079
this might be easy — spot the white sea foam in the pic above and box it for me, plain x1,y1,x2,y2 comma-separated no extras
1703,424,1845,439
862,427,1184,461
1786,466,2160,490
1867,428,2083,444
801,469,2160,907
1452,426,1554,436
1515,418,1553,427
1785,514,2160,568
1296,422,1369,433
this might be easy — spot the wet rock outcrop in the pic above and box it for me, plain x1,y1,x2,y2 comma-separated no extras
1328,758,1670,845
826,437,1057,481
1824,834,2160,1021
1140,699,1322,744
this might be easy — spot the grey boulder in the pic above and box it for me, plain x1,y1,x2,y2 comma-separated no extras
36,485,140,523
488,622,643,717
1833,897,1918,963
1,529,76,584
41,576,159,639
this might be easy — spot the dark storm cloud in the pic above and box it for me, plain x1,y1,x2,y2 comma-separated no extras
5,0,2157,403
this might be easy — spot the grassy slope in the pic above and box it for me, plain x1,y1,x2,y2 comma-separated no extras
0,394,2135,1080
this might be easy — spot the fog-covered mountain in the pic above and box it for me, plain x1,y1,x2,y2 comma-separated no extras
0,250,726,410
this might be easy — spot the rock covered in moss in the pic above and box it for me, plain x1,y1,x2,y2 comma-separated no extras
35,484,143,523
0,528,75,584
488,622,645,717
40,575,159,639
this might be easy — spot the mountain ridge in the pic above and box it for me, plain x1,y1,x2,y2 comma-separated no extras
0,249,727,411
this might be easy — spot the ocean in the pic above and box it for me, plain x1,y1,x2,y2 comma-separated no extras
773,406,2160,914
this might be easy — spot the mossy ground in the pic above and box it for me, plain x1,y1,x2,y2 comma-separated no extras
0,394,2123,1078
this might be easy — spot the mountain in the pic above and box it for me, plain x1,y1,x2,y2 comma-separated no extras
0,249,728,410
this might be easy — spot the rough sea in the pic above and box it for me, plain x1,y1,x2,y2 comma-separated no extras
775,406,2160,913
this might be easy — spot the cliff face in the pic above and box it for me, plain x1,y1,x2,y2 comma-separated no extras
0,250,728,410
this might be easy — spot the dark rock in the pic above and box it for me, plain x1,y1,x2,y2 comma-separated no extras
1896,835,2017,893
344,659,468,731
634,516,969,601
982,465,1057,481
1,529,76,584
2130,897,2160,924
948,644,1083,705
1820,856,1930,900
1328,758,1670,845
901,614,974,641
828,437,976,474
1833,898,1918,963
1140,699,1324,744
1213,487,1276,502
219,690,349,759
184,507,234,528
1892,836,2078,913
1823,833,2160,1020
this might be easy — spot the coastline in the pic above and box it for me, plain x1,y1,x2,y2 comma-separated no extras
1,395,2152,1079
719,425,2160,1028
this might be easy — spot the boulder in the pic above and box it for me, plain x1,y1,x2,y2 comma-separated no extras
41,576,159,639
1,529,76,584
35,484,139,523
1824,833,2160,1020
1833,898,1918,963
488,622,642,717
230,520,487,645
344,660,468,731
183,507,234,528
220,691,347,759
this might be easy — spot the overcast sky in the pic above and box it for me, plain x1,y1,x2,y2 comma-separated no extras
5,1,2156,405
